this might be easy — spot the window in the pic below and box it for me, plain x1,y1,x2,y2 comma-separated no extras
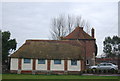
86,60,89,65
106,64,112,66
99,64,106,66
71,60,77,65
38,59,45,64
54,60,61,64
24,58,31,63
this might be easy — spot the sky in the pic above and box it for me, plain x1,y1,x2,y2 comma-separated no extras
2,2,118,57
118,1,120,37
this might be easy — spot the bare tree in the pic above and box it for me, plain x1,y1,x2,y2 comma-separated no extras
74,16,91,34
75,16,88,29
85,21,91,34
75,16,82,27
50,15,67,40
67,15,75,34
50,14,91,40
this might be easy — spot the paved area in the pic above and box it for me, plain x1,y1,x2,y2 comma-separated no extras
82,74,120,76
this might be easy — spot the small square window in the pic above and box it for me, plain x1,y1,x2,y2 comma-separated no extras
38,59,45,64
24,58,31,63
54,60,61,64
71,60,77,65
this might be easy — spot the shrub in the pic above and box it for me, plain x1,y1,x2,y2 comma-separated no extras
82,69,119,74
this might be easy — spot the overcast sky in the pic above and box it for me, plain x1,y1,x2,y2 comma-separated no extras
2,2,118,56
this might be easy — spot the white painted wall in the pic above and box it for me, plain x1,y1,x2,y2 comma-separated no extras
21,59,33,70
50,60,64,71
10,58,82,71
10,58,18,70
36,59,47,70
68,60,81,71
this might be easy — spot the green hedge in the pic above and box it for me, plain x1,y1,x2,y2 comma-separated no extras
81,69,119,74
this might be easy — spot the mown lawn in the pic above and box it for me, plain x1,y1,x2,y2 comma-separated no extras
2,74,119,79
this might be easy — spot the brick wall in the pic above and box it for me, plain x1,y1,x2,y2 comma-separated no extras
32,59,36,70
47,60,51,70
79,40,96,69
64,60,67,71
85,40,96,68
18,58,22,70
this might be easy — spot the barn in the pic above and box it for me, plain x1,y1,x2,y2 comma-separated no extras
10,26,97,74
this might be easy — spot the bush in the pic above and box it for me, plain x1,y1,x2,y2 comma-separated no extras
82,69,119,74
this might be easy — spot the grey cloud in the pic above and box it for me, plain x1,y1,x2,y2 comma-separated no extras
2,2,118,56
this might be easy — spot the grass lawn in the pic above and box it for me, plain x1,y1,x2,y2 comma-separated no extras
2,74,119,79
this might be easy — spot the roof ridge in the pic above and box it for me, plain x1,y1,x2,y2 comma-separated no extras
64,26,94,40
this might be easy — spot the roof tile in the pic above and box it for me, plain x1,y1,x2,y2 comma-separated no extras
64,27,94,40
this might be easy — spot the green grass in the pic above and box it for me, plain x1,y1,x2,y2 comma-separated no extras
2,74,119,79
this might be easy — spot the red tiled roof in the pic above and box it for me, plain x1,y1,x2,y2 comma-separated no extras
64,27,95,40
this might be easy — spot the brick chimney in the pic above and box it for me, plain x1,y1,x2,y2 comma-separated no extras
91,28,95,38
80,27,83,30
